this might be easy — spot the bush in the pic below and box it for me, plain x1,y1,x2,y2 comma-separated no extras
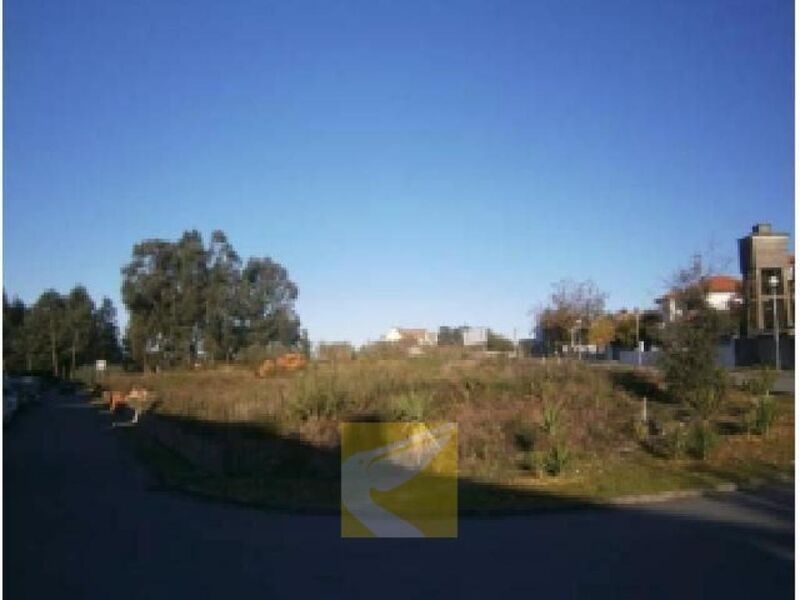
754,395,777,435
746,367,777,397
663,422,687,459
510,418,537,451
289,375,346,420
544,444,570,476
542,400,561,436
389,390,430,421
687,421,717,460
520,450,545,476
631,418,649,442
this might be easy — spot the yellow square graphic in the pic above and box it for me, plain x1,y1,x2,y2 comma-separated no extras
341,422,458,538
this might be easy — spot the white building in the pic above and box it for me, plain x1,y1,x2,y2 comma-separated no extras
462,326,489,347
656,275,742,323
383,328,438,346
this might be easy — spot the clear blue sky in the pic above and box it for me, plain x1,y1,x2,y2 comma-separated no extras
4,0,794,345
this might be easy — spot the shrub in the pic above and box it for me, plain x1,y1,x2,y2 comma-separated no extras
746,367,777,397
289,375,346,420
389,390,430,421
687,421,717,460
542,400,561,436
663,422,687,459
510,418,537,451
631,418,649,442
754,395,777,435
544,443,570,476
520,450,545,476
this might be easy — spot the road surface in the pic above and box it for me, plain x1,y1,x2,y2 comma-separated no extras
4,391,794,599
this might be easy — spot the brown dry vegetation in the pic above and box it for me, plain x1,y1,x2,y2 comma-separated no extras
93,355,793,508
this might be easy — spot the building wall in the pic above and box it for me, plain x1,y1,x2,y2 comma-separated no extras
738,225,794,337
462,327,488,347
706,291,735,311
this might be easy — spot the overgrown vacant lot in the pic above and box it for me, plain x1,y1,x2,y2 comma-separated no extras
96,355,794,511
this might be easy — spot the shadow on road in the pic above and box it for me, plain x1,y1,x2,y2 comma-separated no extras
3,390,794,599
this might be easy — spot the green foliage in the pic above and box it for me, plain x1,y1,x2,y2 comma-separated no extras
663,422,688,459
389,390,430,421
754,396,777,435
544,443,571,476
745,368,777,397
122,229,302,370
510,418,537,451
289,375,347,420
487,330,514,352
660,258,730,420
542,400,561,436
687,421,718,460
3,288,122,377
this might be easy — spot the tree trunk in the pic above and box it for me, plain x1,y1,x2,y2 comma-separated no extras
50,318,58,377
71,330,78,375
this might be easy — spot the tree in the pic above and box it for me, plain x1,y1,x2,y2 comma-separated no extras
588,316,615,348
94,297,122,363
3,288,121,376
3,293,28,373
29,290,67,376
487,330,514,352
660,257,729,421
122,239,179,369
65,286,95,376
239,256,300,348
121,230,302,370
536,279,608,350
204,230,242,362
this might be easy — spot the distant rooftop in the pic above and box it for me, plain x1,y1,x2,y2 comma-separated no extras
749,223,788,237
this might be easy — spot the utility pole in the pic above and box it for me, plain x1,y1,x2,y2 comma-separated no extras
634,308,641,366
769,275,780,370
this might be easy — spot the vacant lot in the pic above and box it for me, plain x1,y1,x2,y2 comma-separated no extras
93,355,793,511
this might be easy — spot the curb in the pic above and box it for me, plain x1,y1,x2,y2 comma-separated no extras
605,483,737,506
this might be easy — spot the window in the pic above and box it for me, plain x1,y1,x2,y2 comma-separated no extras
761,268,784,295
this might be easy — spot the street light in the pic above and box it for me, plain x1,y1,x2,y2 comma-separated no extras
572,319,583,359
768,274,780,371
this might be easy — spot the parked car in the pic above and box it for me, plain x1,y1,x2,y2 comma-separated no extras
4,383,19,425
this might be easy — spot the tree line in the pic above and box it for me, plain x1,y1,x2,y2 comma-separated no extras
122,229,305,370
3,288,121,377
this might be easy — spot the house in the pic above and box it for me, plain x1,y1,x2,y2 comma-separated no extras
655,275,742,323
462,326,488,347
383,328,438,346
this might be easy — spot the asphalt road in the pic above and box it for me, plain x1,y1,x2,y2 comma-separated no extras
4,391,794,599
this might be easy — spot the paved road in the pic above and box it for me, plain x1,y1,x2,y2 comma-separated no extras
4,392,794,599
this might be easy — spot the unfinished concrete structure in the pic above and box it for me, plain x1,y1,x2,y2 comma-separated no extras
738,223,794,337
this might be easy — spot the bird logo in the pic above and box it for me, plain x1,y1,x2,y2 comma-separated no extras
341,422,458,538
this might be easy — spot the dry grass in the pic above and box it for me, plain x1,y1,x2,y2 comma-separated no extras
97,356,794,508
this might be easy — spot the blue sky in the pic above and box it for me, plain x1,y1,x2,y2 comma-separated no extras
4,0,794,345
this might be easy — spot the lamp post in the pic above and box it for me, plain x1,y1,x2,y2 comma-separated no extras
768,274,780,370
634,308,641,366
